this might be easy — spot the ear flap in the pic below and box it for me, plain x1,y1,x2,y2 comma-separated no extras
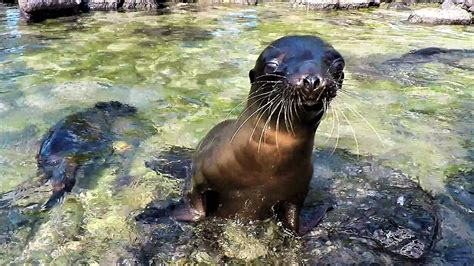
249,69,255,83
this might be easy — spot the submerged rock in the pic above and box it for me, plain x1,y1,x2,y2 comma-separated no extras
408,6,472,25
445,168,473,215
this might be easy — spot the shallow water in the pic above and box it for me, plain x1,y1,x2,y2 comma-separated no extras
0,2,472,264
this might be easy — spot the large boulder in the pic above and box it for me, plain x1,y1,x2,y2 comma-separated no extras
18,0,84,21
291,0,380,9
408,4,472,24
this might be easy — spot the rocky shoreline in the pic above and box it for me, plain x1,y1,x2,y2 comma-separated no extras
0,0,471,24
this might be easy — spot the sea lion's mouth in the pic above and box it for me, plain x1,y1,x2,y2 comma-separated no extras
301,86,337,107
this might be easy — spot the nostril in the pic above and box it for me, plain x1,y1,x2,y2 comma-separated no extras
303,75,320,91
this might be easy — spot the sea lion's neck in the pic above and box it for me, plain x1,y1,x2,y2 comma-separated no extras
235,101,321,151
240,99,323,136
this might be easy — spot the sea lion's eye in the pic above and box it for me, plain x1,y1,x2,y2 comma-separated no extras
330,59,345,73
264,61,279,73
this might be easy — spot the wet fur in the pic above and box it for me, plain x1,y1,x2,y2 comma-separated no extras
165,36,345,234
37,101,136,209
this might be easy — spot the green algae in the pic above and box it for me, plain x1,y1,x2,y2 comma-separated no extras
0,2,473,264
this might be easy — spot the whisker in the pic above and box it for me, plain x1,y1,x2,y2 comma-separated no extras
254,73,287,80
343,102,385,147
331,104,341,157
283,91,295,136
335,104,360,158
275,97,285,151
226,90,275,119
249,95,279,144
321,105,336,146
248,81,285,144
231,99,275,143
258,97,283,152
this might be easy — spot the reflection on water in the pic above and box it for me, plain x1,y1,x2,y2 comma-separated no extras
0,3,472,264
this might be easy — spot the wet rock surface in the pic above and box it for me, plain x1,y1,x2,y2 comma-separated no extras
18,0,84,22
408,5,472,25
446,169,473,214
386,2,410,10
291,0,380,9
136,147,441,263
303,151,438,263
428,169,474,264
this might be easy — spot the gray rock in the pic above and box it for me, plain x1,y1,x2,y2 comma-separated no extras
291,0,380,9
465,0,473,8
18,0,82,22
408,7,472,24
85,0,122,10
441,0,456,8
387,2,410,9
121,0,162,10
18,0,80,13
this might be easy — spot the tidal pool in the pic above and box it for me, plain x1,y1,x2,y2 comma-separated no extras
0,2,472,264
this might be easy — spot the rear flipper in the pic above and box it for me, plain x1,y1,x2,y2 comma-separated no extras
135,198,204,224
41,188,68,210
41,158,77,211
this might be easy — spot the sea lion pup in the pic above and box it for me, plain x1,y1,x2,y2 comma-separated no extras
37,101,137,209
151,35,345,235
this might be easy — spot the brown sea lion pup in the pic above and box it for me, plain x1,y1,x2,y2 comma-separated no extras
146,35,345,235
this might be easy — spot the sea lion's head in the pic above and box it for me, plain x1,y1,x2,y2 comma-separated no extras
248,35,345,124
94,101,137,117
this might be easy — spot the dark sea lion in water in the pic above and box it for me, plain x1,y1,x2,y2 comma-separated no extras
384,47,474,68
37,101,137,209
142,36,345,235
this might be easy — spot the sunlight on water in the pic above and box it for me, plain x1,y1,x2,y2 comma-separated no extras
0,2,472,263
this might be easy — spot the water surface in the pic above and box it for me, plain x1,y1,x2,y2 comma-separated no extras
0,3,472,263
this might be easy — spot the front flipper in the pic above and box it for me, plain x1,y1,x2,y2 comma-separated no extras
299,204,333,236
276,202,332,236
276,202,301,234
135,196,205,224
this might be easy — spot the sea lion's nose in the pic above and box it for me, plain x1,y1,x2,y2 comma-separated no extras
302,75,321,92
